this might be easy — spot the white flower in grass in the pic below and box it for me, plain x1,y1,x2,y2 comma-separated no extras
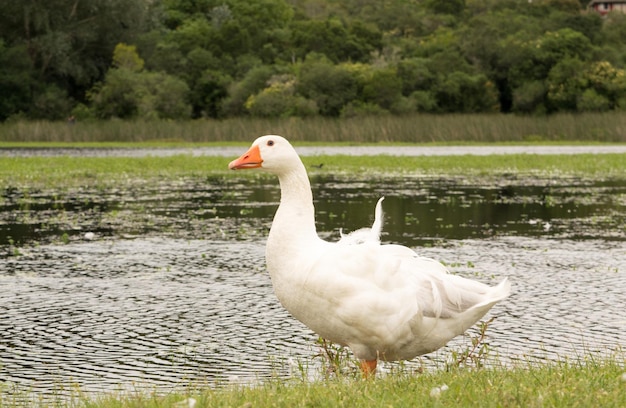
174,398,196,408
430,384,449,398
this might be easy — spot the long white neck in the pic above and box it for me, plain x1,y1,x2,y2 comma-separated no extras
272,162,317,240
266,160,321,276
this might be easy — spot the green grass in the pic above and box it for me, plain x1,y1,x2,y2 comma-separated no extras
2,112,626,143
314,153,626,178
5,356,623,408
0,155,227,188
151,359,626,408
1,153,624,190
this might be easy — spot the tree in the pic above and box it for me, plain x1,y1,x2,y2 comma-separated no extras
539,0,582,14
0,0,147,101
0,41,36,120
434,71,499,113
296,56,359,116
459,10,543,112
190,69,231,118
4,0,626,121
362,68,403,110
31,85,73,120
245,75,318,117
512,81,547,114
226,0,295,61
542,59,626,113
160,0,294,62
396,58,436,96
112,43,145,72
583,61,626,109
535,28,593,67
221,65,278,116
290,17,379,63
546,57,587,111
577,89,610,112
89,68,191,119
425,0,466,17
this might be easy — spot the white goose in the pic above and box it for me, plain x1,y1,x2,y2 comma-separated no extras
229,135,510,377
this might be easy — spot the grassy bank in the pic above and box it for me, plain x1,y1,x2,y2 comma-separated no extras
1,153,625,190
2,113,626,143
5,357,623,408
104,360,626,408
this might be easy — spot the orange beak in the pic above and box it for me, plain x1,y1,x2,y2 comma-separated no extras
228,144,263,170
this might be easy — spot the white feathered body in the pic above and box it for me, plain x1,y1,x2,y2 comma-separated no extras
232,135,511,363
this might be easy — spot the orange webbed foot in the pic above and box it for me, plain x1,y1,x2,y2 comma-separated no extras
360,359,377,379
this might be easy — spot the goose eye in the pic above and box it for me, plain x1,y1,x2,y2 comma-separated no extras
267,140,275,146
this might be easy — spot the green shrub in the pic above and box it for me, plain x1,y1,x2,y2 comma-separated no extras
296,56,359,116
546,57,587,112
362,68,403,110
390,96,417,115
434,72,499,113
578,89,610,112
89,68,191,120
245,75,319,118
221,65,277,116
0,42,35,121
189,69,231,118
512,81,547,114
31,85,73,121
411,91,438,113
112,43,144,72
70,103,96,121
396,58,436,96
340,101,389,118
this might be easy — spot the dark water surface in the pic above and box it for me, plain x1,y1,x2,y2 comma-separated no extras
1,173,625,399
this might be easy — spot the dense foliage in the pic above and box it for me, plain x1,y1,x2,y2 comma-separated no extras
2,0,626,121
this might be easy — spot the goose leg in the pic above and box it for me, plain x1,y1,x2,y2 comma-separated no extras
360,359,377,378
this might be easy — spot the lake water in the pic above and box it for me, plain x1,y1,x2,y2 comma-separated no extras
1,170,625,399
2,144,626,158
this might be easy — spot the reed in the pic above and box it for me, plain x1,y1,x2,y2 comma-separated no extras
2,113,626,143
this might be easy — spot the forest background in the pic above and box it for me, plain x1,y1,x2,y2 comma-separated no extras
2,0,626,124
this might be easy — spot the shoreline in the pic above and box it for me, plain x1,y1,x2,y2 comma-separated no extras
2,144,626,158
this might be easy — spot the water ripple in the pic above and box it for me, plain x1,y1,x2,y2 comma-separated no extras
1,237,624,398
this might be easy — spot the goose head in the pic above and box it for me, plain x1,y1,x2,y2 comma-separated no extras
228,135,301,175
